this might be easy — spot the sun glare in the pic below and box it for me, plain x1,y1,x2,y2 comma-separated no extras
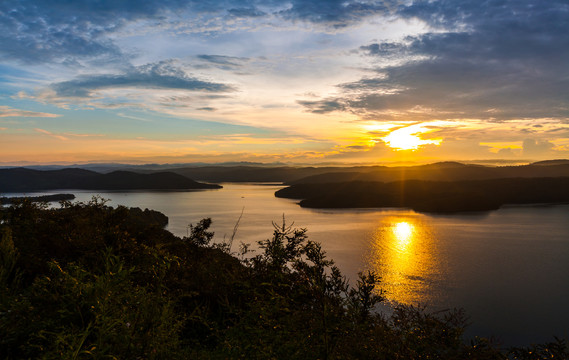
368,216,439,305
393,221,413,250
383,125,442,151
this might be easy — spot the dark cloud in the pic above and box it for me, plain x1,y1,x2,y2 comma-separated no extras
360,42,411,58
546,127,568,133
277,0,392,28
302,0,569,121
50,60,235,98
196,55,249,68
227,7,266,18
344,145,368,150
297,99,346,114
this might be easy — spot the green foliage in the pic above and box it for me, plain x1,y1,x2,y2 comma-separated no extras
185,218,214,247
0,228,22,299
506,337,569,360
0,200,566,359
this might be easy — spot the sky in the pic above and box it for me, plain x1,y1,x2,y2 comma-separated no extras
1,0,569,165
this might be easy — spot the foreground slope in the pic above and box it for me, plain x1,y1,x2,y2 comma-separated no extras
2,200,566,358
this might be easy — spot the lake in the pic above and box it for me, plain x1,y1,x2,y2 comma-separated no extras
6,183,569,347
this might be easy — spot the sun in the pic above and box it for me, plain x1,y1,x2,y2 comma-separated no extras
382,124,442,151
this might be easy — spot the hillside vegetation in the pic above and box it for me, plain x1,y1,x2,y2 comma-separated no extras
276,177,569,212
0,200,567,359
139,161,569,183
0,168,221,192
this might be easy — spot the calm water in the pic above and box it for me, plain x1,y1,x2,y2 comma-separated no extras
6,184,569,346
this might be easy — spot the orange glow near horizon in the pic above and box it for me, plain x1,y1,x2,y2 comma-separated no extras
382,124,442,151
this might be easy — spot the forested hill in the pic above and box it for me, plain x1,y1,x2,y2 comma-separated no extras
0,168,221,192
133,161,569,183
284,161,569,185
275,177,569,213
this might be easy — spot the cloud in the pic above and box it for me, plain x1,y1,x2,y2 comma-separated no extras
277,0,393,28
300,0,569,122
0,0,197,64
0,106,61,118
497,147,521,156
0,0,397,65
194,55,251,71
297,99,346,114
523,139,555,157
64,132,105,138
49,60,236,98
34,128,68,141
196,55,249,66
227,7,267,18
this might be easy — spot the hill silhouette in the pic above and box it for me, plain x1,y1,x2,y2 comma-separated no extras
0,168,221,192
9,161,569,185
275,177,569,213
126,161,569,184
158,165,374,183
285,162,569,185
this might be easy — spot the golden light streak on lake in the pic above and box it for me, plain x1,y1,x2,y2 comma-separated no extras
367,214,442,306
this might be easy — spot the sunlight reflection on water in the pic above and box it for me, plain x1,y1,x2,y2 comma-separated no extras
367,214,445,306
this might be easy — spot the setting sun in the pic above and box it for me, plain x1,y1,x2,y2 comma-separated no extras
383,125,442,151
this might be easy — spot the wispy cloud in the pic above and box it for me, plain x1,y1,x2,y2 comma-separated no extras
34,128,68,141
0,106,61,118
196,55,249,67
64,132,105,138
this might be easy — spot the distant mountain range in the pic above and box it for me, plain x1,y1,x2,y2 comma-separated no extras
3,160,569,184
138,160,569,183
0,168,221,192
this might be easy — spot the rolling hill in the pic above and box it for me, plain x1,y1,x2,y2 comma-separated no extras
0,168,221,192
